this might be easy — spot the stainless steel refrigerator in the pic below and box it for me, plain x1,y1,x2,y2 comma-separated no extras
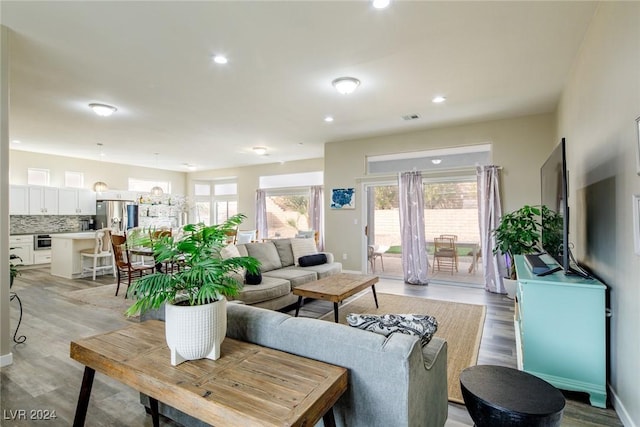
95,200,138,233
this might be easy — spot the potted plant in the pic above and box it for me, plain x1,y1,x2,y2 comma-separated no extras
9,252,22,289
126,213,260,365
492,205,542,282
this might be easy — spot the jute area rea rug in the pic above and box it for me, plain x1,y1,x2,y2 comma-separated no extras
318,292,486,404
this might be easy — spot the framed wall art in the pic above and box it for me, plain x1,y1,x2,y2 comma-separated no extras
331,188,355,209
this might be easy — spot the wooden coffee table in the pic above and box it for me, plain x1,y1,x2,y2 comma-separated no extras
294,273,379,322
70,320,347,427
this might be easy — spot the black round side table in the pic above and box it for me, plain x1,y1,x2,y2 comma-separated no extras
460,365,565,427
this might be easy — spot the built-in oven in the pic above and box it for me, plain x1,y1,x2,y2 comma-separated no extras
34,234,52,251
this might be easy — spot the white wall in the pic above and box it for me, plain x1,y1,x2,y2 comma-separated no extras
556,2,640,425
324,113,556,271
9,150,188,195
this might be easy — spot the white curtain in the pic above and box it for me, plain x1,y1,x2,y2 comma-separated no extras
477,165,506,293
309,185,324,251
398,171,429,285
255,189,267,241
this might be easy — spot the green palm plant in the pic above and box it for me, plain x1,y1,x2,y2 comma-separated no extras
10,251,22,287
125,214,260,316
492,205,542,279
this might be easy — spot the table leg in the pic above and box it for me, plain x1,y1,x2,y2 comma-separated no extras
149,397,160,427
333,302,339,323
323,407,337,427
73,367,95,427
371,285,379,308
294,296,303,317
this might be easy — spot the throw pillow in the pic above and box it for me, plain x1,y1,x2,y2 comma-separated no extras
346,313,438,347
220,244,241,260
244,270,262,285
290,238,318,266
298,253,327,267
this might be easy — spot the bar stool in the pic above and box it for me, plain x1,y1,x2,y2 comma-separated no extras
80,229,115,280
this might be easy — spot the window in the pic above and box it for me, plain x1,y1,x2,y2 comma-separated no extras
366,144,491,174
193,179,237,225
259,172,322,239
28,168,50,186
265,190,310,239
65,171,84,188
128,178,171,194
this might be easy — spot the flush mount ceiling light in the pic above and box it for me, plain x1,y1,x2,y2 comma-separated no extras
372,0,391,9
332,77,360,95
324,116,334,122
253,146,267,155
93,181,109,192
432,96,446,104
89,103,117,117
212,54,228,64
431,159,442,165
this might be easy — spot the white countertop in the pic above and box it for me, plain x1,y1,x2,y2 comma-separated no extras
50,232,96,239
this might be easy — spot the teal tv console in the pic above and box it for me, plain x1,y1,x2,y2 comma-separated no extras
514,255,607,408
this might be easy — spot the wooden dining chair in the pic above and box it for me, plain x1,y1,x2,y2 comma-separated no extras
111,234,155,297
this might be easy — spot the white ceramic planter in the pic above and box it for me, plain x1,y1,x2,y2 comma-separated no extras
504,278,517,299
165,297,227,366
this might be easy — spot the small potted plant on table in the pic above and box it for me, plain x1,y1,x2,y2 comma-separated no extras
492,205,542,296
9,252,22,289
126,213,260,365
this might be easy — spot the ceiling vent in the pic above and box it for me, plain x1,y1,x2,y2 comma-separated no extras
402,114,420,121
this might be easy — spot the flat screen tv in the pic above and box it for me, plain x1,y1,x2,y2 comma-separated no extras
540,138,569,273
540,138,589,277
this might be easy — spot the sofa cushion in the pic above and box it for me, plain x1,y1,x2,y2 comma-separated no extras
232,276,291,305
263,268,317,287
271,238,295,267
346,313,438,347
295,260,342,279
290,238,318,266
244,242,282,272
298,253,327,267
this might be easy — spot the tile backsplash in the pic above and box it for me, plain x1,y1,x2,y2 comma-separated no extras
10,215,94,235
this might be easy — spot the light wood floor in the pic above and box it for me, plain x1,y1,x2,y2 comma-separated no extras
2,267,622,426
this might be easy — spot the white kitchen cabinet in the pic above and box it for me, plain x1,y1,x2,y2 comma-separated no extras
10,235,34,266
33,249,52,264
28,186,58,215
9,185,29,215
58,188,96,215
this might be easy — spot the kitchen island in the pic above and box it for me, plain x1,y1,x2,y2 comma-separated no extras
50,232,110,279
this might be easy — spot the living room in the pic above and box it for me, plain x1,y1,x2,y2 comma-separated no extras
1,2,639,426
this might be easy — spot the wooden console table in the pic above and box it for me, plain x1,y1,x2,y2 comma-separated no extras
70,320,348,427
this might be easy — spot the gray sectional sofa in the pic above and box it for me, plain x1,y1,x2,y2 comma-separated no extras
141,303,449,427
229,238,342,310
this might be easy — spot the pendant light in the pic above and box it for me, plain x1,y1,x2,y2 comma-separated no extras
92,143,109,192
150,153,164,196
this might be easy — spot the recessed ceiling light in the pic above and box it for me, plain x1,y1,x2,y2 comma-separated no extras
332,77,360,95
89,103,117,117
324,116,334,122
431,159,442,165
372,0,391,9
253,146,267,155
432,96,446,103
213,55,228,64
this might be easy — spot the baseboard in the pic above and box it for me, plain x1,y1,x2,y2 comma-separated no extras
0,351,13,367
609,383,636,427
